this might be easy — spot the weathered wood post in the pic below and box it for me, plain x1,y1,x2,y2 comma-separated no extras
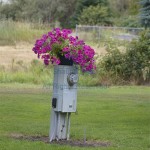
49,65,78,141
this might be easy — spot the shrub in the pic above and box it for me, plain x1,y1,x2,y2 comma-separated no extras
97,43,128,85
125,30,150,84
118,16,141,28
98,29,150,85
79,5,112,26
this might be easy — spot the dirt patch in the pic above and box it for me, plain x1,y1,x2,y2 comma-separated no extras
10,133,111,147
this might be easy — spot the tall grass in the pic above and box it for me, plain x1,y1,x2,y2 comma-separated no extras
0,20,50,45
0,60,53,85
0,59,100,86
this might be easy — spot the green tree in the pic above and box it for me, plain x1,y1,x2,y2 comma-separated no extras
0,0,28,20
0,3,16,19
108,0,130,17
108,0,140,27
54,0,77,28
76,0,108,14
21,0,52,22
108,0,140,16
72,0,108,27
140,0,150,28
128,0,139,15
79,4,111,25
1,0,77,28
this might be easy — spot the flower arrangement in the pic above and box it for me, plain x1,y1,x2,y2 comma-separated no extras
32,28,96,72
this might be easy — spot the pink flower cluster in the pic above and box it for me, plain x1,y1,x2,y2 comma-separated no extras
32,28,96,72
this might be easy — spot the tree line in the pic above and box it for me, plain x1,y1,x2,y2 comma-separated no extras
0,0,149,28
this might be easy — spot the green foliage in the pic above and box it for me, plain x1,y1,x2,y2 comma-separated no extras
0,0,77,28
115,16,141,27
98,46,127,85
55,0,77,28
140,0,150,28
73,0,109,27
108,0,140,27
75,0,108,16
128,0,140,15
0,0,142,28
1,0,53,22
99,30,150,84
125,30,150,82
79,5,112,26
108,0,130,17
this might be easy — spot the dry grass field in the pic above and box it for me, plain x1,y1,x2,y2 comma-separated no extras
0,43,107,69
0,43,37,69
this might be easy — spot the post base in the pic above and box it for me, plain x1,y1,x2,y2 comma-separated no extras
49,109,71,142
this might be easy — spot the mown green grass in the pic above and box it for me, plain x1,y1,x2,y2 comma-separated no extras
0,84,150,150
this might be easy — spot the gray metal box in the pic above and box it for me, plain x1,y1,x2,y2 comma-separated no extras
52,65,78,112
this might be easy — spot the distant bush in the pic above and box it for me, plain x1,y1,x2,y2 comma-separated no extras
79,5,112,26
120,16,140,28
114,16,141,28
98,30,150,85
125,30,150,84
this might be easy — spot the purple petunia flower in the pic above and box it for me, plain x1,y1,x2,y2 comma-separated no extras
32,28,96,72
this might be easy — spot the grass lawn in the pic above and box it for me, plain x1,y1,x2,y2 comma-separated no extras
0,83,150,150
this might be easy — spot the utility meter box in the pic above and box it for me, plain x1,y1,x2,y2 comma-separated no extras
52,65,78,112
